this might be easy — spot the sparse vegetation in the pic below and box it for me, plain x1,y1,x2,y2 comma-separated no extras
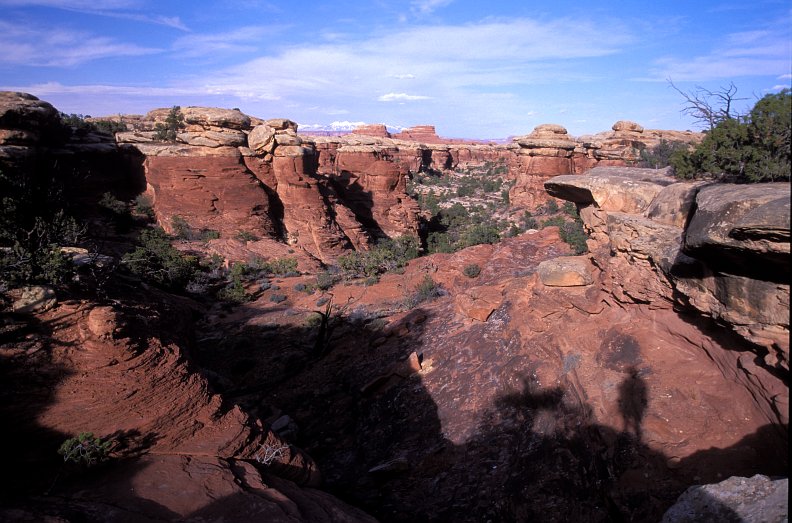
639,140,692,169
154,105,185,142
58,432,113,466
404,274,443,308
0,169,83,287
269,293,287,303
463,263,481,278
121,227,199,291
235,230,259,242
670,88,790,182
338,236,419,278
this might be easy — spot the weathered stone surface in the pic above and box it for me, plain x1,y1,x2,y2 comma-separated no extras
662,475,788,523
537,256,595,286
247,124,276,154
547,167,790,431
12,286,57,313
146,106,251,130
612,120,644,133
684,183,790,280
644,181,706,228
545,173,666,213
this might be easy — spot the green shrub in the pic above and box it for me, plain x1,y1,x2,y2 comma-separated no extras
200,229,221,241
0,169,83,287
545,199,559,213
58,432,113,466
639,140,691,169
269,293,287,303
671,89,790,182
92,119,128,135
315,271,339,290
405,274,443,307
134,194,155,219
338,236,419,278
154,106,185,142
98,192,128,215
460,223,500,248
559,220,589,254
171,215,193,240
122,227,198,290
541,216,566,229
463,263,481,278
235,230,259,242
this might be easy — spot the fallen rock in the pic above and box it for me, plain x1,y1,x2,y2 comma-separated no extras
86,306,118,339
537,256,594,287
661,474,788,523
12,286,57,313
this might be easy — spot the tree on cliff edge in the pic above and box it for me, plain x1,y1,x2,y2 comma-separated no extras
154,106,185,142
671,88,791,182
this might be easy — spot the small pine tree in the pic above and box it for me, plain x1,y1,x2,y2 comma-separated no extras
154,106,185,142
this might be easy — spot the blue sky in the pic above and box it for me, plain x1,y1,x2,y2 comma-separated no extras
1,0,790,138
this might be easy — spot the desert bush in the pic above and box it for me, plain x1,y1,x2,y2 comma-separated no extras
338,236,419,278
199,229,221,241
545,199,559,213
269,293,287,303
460,223,500,248
58,432,113,466
170,215,194,240
463,263,481,278
134,194,155,219
154,106,185,142
639,140,691,169
235,230,259,242
98,192,128,215
541,216,566,229
122,227,199,290
404,274,443,308
560,220,589,254
0,168,83,287
315,271,339,290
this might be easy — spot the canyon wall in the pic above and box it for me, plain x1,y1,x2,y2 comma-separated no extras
545,167,789,429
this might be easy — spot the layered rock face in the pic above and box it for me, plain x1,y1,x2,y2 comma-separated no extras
545,168,790,429
116,108,421,263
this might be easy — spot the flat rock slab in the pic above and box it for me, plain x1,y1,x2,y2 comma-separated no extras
544,173,665,213
537,256,594,287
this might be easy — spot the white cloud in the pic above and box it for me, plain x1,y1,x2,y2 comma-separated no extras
0,0,188,30
778,73,792,80
172,26,281,58
378,92,430,102
410,0,453,15
391,73,416,80
645,17,791,81
0,21,160,66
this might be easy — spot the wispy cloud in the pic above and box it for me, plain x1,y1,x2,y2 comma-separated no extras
172,26,282,58
410,0,453,15
0,0,188,30
645,17,791,81
0,21,160,66
378,92,430,102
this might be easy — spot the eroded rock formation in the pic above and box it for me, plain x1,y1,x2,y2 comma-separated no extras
545,167,789,429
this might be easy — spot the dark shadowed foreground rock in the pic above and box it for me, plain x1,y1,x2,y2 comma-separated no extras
661,475,788,523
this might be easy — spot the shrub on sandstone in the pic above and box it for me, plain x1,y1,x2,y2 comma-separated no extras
639,140,691,169
338,236,419,278
560,220,588,255
58,432,113,466
463,263,482,278
154,106,185,142
269,293,287,303
122,227,199,291
404,274,444,308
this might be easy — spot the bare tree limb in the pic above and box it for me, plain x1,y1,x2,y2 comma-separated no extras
668,79,749,131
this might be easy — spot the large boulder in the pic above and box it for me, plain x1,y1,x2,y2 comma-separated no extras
684,183,790,281
662,475,788,523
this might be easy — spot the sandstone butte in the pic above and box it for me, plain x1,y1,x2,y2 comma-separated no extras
0,91,787,522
